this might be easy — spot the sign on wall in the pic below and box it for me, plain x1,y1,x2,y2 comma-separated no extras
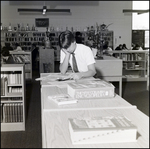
35,18,49,27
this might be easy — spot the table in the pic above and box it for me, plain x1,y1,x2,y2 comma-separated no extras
40,76,149,148
43,108,149,148
95,56,122,96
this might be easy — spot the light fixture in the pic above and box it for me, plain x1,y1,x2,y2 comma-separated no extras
18,7,71,14
43,6,47,14
123,9,149,15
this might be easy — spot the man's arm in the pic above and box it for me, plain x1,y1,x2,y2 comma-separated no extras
69,63,96,80
59,50,71,74
80,63,96,78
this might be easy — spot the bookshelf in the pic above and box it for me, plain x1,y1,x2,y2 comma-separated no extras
108,50,149,81
3,30,45,51
2,30,88,61
9,51,32,80
1,64,25,131
2,30,114,61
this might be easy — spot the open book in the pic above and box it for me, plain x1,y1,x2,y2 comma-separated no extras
48,94,78,106
68,116,137,144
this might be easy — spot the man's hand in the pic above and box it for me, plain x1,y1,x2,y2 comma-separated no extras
68,73,83,81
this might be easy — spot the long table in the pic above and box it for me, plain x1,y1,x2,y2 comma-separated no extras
39,73,149,148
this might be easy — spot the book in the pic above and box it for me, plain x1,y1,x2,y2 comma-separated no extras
68,116,137,144
67,80,115,99
48,94,78,106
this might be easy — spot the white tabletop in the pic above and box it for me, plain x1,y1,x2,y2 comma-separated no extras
43,107,149,148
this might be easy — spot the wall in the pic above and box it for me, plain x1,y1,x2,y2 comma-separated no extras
1,1,132,49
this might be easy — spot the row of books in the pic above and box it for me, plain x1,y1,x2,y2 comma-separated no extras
11,54,30,63
8,86,22,93
121,53,143,61
1,77,22,96
1,73,22,85
123,63,141,70
1,103,23,123
1,77,8,96
1,97,22,101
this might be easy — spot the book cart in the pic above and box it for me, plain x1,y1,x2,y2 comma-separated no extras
1,64,25,131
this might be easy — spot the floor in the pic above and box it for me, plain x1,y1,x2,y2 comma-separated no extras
1,69,149,148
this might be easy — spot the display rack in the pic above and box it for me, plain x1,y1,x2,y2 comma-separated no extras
1,64,25,131
9,51,32,80
108,50,149,81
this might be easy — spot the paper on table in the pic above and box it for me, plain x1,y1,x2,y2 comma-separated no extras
35,73,71,81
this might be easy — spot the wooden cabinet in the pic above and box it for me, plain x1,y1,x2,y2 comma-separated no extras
1,64,25,131
9,51,32,80
39,48,54,73
108,50,149,81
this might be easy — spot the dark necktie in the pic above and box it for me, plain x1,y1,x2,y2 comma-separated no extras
72,53,79,72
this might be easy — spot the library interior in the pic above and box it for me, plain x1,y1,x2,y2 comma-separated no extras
1,1,149,148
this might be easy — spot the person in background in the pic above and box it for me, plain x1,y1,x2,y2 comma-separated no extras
59,30,96,80
13,43,23,51
131,43,135,50
32,43,39,70
85,40,97,58
102,41,113,56
115,44,123,50
132,44,143,50
113,44,123,57
75,31,83,44
122,43,128,50
1,46,15,64
2,42,13,51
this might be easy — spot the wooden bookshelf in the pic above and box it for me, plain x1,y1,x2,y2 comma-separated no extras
108,50,149,81
2,30,113,62
9,51,32,80
1,64,25,131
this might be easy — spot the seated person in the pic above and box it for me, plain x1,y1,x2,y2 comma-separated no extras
115,44,123,50
59,30,96,80
103,41,113,56
13,43,23,51
122,43,128,50
1,46,16,64
113,44,123,57
132,44,143,50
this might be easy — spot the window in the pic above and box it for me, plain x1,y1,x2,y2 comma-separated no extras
132,1,149,49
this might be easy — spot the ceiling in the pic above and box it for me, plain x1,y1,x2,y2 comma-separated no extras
9,1,99,9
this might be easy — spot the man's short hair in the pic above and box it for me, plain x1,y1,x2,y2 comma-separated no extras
59,30,75,49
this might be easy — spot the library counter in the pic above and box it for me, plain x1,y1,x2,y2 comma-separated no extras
39,74,149,148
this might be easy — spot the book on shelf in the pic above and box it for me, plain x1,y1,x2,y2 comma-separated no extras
1,76,8,96
1,104,3,123
68,116,137,144
48,94,78,106
2,103,23,123
67,80,115,99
